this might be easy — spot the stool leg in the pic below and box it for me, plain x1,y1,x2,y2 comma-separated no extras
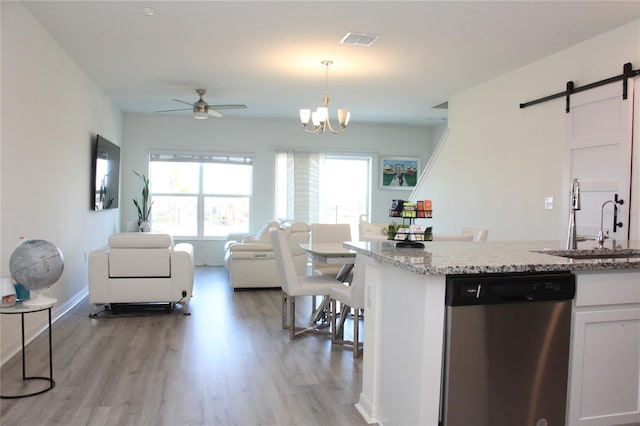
353,308,361,358
331,298,337,343
281,292,288,329
337,304,348,340
289,295,296,340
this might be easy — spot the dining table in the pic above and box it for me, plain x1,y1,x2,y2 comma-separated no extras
300,242,357,281
300,242,357,323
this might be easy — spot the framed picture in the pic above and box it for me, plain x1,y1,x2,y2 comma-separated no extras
380,156,421,190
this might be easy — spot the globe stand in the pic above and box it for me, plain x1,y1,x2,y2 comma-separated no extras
22,291,57,308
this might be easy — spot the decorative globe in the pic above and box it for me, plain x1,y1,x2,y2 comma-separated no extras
9,239,64,307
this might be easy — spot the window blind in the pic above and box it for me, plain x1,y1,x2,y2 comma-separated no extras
150,152,253,165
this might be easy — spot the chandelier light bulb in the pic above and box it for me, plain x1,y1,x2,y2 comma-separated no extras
316,107,328,122
300,109,311,125
311,111,321,126
338,109,350,126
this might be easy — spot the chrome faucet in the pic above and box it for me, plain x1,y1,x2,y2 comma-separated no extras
566,178,581,250
597,200,616,249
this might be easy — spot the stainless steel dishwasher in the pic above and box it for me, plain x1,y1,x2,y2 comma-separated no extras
441,272,576,426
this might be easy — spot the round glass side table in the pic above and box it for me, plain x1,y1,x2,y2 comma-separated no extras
0,301,56,398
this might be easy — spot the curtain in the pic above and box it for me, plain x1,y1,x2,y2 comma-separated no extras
277,150,326,224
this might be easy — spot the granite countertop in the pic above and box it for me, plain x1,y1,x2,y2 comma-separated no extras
343,240,640,275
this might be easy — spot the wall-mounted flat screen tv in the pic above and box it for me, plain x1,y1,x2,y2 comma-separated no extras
91,135,120,210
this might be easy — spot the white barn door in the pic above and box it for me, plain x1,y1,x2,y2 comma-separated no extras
564,80,634,243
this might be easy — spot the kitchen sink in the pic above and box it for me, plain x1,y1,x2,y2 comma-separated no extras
534,249,640,260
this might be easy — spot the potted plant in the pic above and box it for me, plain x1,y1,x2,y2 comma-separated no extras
133,171,153,232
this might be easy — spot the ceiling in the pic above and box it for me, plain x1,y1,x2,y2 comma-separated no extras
22,1,640,127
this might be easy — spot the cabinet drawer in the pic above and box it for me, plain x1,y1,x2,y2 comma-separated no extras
575,271,640,307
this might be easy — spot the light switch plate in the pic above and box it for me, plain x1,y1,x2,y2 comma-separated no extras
544,196,554,210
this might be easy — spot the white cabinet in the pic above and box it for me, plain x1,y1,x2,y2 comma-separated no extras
568,271,640,426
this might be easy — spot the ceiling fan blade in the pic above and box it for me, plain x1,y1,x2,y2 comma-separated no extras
209,104,247,110
171,99,195,107
208,109,224,118
157,108,191,113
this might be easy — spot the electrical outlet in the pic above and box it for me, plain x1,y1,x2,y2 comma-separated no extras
544,197,554,210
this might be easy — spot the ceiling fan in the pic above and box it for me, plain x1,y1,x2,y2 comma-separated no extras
158,89,247,119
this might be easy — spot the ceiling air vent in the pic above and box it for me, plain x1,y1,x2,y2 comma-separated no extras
433,102,449,110
340,32,380,47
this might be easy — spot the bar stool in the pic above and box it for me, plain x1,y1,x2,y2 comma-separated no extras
329,256,365,357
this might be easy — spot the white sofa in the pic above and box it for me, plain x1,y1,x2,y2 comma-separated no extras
224,221,310,289
88,233,194,314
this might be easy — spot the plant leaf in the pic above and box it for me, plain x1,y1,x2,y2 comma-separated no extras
133,170,151,220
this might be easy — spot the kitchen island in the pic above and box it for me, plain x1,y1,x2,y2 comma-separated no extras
344,240,640,426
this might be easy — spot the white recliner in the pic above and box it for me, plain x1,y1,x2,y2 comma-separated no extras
224,221,310,289
88,233,194,314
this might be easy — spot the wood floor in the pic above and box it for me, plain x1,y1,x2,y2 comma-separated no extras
0,267,367,426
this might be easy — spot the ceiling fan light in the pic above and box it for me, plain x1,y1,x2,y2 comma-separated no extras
193,103,208,119
300,109,311,125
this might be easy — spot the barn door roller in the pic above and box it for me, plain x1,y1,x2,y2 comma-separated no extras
520,62,639,112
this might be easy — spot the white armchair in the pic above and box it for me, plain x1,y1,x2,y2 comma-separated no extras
224,221,310,289
88,233,194,315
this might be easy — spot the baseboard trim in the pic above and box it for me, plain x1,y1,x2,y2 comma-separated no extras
355,393,379,424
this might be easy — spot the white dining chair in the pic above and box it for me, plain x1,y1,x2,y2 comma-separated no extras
310,223,353,276
461,227,489,241
308,223,354,318
329,255,366,357
270,228,338,340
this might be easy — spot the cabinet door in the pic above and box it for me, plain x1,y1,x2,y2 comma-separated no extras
568,307,640,426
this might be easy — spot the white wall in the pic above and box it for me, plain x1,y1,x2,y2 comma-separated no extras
0,2,122,365
122,114,440,265
413,20,640,241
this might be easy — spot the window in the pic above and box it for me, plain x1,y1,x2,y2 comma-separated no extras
275,150,370,233
149,152,252,238
323,157,370,224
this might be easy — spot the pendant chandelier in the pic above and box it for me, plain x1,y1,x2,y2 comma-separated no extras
299,60,351,135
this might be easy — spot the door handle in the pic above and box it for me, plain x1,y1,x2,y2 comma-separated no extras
614,194,624,232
